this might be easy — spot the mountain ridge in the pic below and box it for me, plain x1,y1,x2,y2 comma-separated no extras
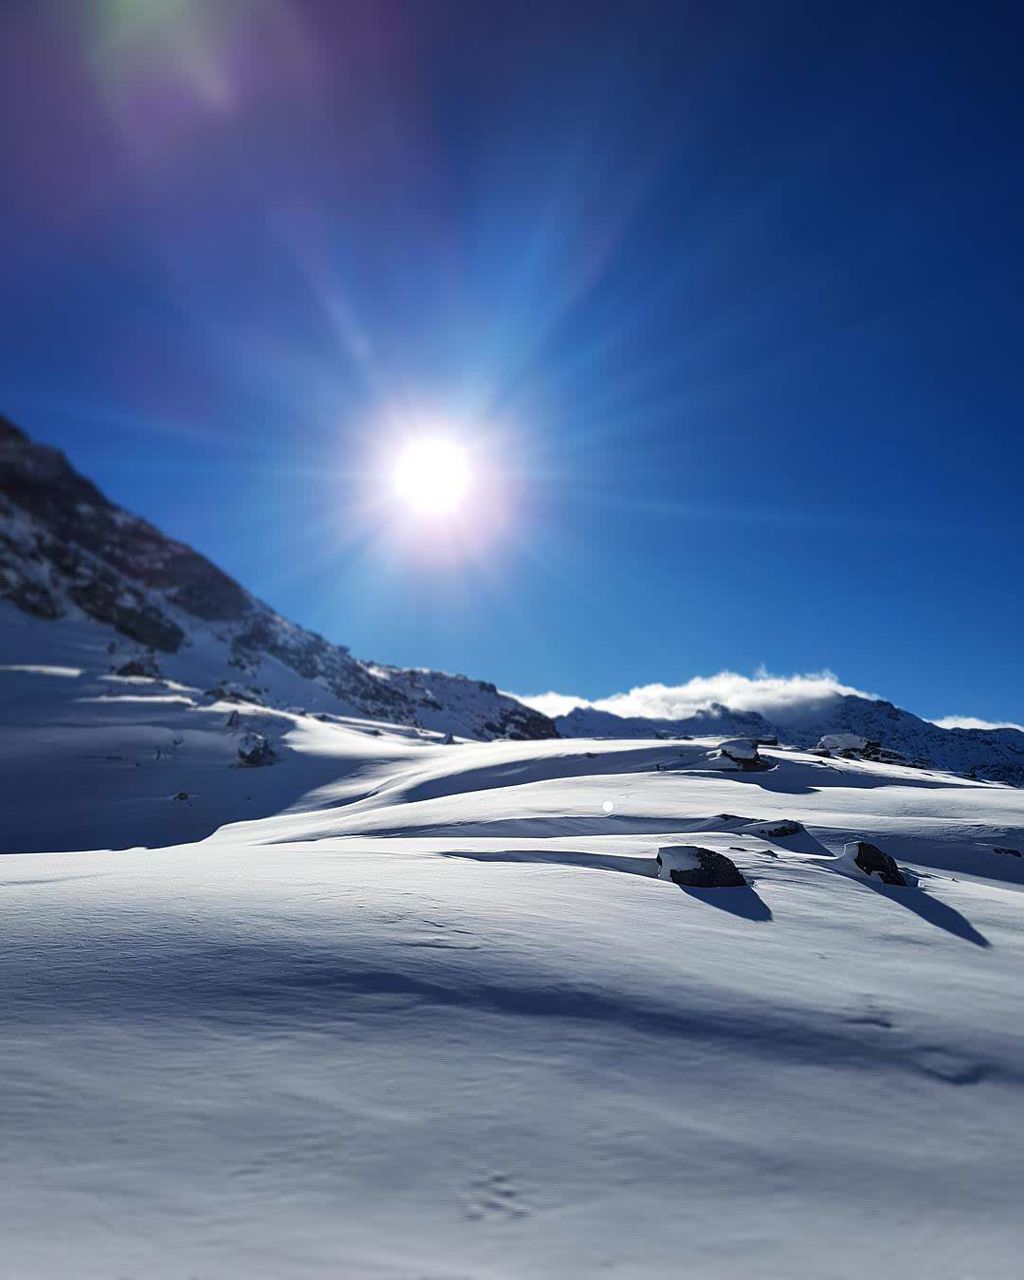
4,414,1024,781
552,690,1024,784
0,416,556,742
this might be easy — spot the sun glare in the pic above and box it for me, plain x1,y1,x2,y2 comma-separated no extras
391,437,472,517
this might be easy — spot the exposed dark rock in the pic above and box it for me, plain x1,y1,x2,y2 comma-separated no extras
657,847,747,888
115,655,161,678
754,820,804,839
205,684,265,706
994,846,1022,858
849,841,907,886
1,417,249,623
1,577,62,618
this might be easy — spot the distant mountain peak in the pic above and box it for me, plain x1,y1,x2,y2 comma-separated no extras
554,687,1024,785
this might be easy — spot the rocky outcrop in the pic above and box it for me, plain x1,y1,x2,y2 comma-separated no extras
115,654,162,679
745,819,804,839
237,732,276,768
0,417,248,630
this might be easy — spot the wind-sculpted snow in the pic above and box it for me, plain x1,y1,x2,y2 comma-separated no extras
3,633,1024,1277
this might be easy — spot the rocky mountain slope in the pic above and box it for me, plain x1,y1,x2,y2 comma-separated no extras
0,417,555,741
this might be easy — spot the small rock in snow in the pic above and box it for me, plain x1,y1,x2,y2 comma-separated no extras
656,846,747,888
747,819,804,839
844,841,907,886
115,656,161,679
238,732,276,768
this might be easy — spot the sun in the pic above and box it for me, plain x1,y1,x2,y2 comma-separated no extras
391,437,472,517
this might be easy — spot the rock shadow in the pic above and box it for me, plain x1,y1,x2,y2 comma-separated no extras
441,848,774,922
676,884,773,922
440,848,656,877
856,879,990,948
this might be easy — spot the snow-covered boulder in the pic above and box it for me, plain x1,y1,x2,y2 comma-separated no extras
840,840,907,886
656,846,747,888
704,738,771,772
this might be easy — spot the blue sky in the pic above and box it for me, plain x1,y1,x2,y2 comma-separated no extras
2,1,1022,721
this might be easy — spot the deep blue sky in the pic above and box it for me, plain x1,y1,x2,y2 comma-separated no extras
2,1,1022,719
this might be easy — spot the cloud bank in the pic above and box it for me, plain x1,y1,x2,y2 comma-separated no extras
929,715,1024,733
523,669,876,725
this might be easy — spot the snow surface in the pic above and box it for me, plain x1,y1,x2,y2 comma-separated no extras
3,615,1024,1277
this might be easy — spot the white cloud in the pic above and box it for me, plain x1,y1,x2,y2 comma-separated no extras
522,669,876,725
522,691,593,719
929,715,1024,733
523,672,1024,736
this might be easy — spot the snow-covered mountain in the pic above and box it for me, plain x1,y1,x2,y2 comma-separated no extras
555,701,772,742
552,691,1024,785
0,417,555,742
